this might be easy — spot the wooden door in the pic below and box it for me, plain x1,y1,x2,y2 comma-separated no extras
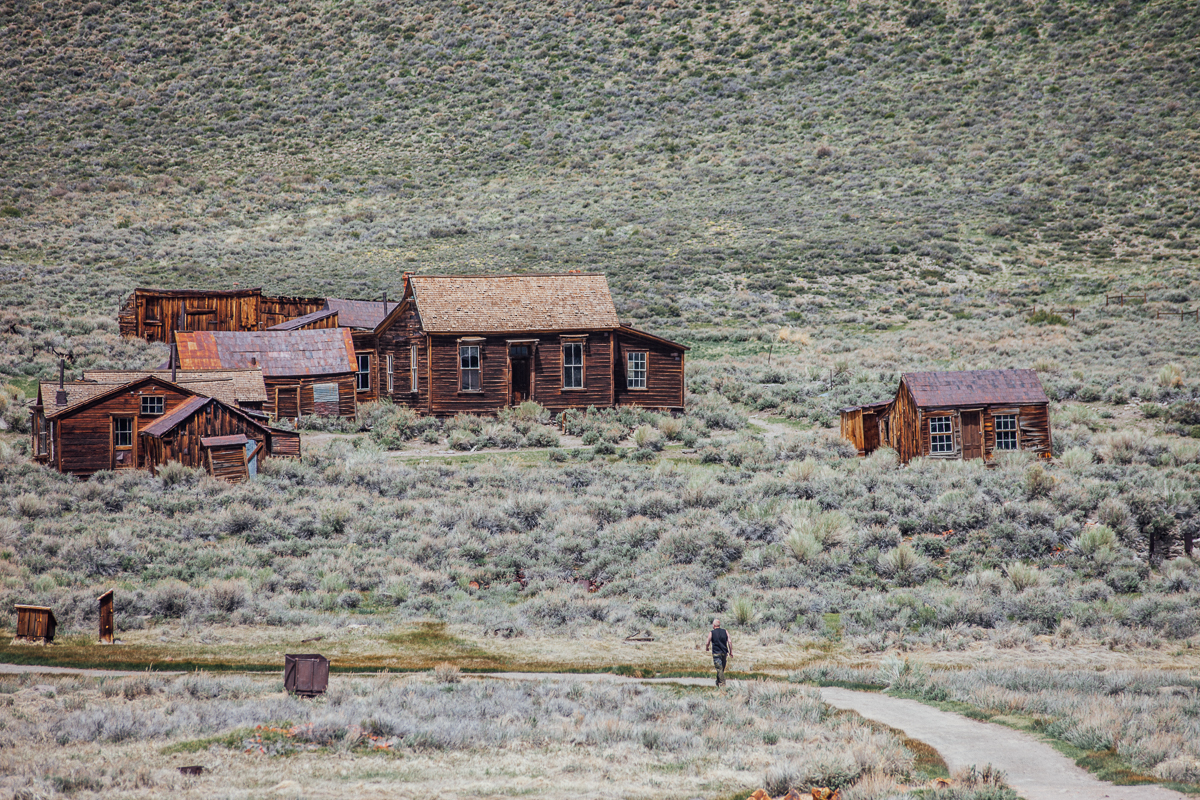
510,357,531,404
112,417,136,470
961,411,982,460
276,387,299,422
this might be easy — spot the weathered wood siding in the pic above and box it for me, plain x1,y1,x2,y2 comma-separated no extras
268,429,302,458
120,290,325,342
259,296,327,330
375,302,428,410
264,375,357,420
142,402,268,474
888,384,1051,464
888,382,922,464
613,331,685,410
532,333,614,413
207,445,249,483
983,404,1052,460
351,330,379,404
55,385,195,477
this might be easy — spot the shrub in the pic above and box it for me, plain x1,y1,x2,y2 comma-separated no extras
632,425,664,452
1027,309,1068,325
657,416,684,440
1071,525,1117,556
1005,562,1041,591
210,579,248,613
785,530,823,562
731,597,755,626
1157,363,1184,388
877,544,928,585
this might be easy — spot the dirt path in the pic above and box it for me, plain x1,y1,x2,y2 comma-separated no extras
2,663,1185,799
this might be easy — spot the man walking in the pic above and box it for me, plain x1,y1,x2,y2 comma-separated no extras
704,618,732,686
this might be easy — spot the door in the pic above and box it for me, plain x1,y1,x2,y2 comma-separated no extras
961,411,982,460
112,417,135,470
509,345,531,405
276,387,299,422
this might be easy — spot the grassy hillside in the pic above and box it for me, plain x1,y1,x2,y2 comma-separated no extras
0,0,1197,355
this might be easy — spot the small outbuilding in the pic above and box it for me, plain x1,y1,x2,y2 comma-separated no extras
840,369,1052,464
174,328,358,422
14,605,57,644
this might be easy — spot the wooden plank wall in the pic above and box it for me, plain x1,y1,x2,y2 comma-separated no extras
269,430,302,458
612,331,685,410
142,402,267,473
983,404,1052,460
208,446,249,483
56,385,194,477
130,291,262,344
840,409,865,454
375,303,427,410
888,383,922,464
264,375,357,420
259,296,327,329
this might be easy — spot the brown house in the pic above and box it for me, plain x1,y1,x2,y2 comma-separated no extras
366,273,686,416
119,287,326,343
140,395,300,482
174,328,358,422
841,369,1052,464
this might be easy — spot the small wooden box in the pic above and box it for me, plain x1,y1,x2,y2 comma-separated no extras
284,654,329,697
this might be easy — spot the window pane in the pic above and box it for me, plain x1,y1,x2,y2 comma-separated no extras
627,352,647,389
357,354,371,390
563,343,583,388
929,416,953,454
460,345,480,390
114,418,133,448
410,346,419,392
995,414,1018,450
140,396,164,416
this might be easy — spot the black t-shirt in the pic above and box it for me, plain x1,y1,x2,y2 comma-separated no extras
711,627,729,655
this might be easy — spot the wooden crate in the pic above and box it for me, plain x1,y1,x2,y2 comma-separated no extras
284,654,330,697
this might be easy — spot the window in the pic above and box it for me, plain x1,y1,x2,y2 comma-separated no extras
356,354,371,391
626,351,647,389
140,396,164,416
35,417,47,456
386,353,394,393
410,345,419,393
994,414,1018,450
929,416,954,454
312,383,339,405
460,345,481,391
563,342,584,389
113,417,133,448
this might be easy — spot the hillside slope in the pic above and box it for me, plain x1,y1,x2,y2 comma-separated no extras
0,0,1197,377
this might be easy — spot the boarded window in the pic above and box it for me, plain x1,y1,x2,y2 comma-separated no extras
929,416,953,454
312,382,340,416
563,342,584,389
995,414,1018,450
356,354,371,391
627,351,647,389
460,345,481,391
140,396,164,416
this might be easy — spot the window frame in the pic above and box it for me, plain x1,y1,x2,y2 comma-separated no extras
459,344,482,393
410,344,419,393
994,413,1019,451
626,350,648,390
562,341,585,390
140,395,165,416
356,353,372,392
386,353,394,394
928,415,954,455
34,416,48,456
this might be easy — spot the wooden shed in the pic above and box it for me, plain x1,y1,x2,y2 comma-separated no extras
118,288,326,343
14,605,57,643
841,369,1052,464
31,375,208,477
139,394,300,481
174,328,358,422
369,274,686,416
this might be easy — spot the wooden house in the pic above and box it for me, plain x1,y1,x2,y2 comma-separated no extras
140,395,301,481
32,375,217,477
14,605,57,644
119,288,326,343
840,369,1052,464
366,273,686,416
174,329,358,422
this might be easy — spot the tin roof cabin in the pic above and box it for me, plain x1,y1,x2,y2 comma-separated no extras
369,273,687,416
841,369,1052,464
174,328,358,422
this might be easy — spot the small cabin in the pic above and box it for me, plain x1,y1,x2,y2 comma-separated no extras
139,395,300,482
118,287,326,343
174,328,358,422
368,273,686,416
840,369,1052,464
14,605,57,644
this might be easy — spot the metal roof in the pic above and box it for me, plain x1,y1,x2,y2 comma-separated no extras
174,329,356,377
201,434,249,447
902,369,1049,407
266,309,339,331
139,395,212,437
324,298,396,329
408,274,620,334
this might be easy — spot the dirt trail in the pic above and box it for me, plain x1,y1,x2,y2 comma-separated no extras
2,663,1186,799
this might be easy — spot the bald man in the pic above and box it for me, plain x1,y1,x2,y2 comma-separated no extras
704,618,732,686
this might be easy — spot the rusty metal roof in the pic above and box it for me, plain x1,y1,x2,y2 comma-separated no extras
266,309,339,331
174,329,356,377
902,369,1049,407
139,395,211,437
324,298,396,329
81,368,267,405
409,274,620,333
201,434,249,447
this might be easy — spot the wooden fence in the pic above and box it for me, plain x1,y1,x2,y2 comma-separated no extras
1105,294,1147,306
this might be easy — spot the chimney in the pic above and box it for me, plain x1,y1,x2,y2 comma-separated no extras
55,358,68,406
170,342,178,383
250,356,257,367
383,290,388,315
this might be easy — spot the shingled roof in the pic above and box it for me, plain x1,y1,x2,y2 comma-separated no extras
324,298,396,329
36,382,114,414
174,329,356,377
408,274,620,334
81,368,267,405
902,369,1049,407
